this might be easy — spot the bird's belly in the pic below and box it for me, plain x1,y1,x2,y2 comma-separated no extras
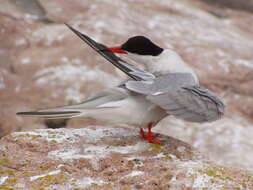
82,95,167,128
111,96,167,128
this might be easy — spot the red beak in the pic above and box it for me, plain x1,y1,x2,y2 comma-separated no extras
107,46,126,54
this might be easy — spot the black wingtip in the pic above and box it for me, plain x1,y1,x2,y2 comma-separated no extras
65,23,80,35
16,112,28,115
16,111,80,116
65,23,87,37
65,24,141,81
65,23,99,49
65,23,74,30
16,111,37,116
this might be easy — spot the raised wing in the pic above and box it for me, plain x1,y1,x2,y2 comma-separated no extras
126,73,225,122
65,24,155,81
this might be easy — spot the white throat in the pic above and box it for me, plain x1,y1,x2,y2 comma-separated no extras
126,49,199,83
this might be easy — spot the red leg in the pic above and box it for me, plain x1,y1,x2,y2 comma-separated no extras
139,123,163,145
139,128,145,139
147,123,152,133
147,123,159,138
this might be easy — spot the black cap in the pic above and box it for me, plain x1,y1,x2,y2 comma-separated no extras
121,36,163,56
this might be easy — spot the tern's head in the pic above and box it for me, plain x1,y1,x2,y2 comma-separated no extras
108,36,164,64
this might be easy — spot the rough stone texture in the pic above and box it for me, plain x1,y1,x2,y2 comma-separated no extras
201,0,253,13
0,0,253,177
0,127,252,190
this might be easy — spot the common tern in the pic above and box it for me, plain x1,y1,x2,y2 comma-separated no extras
17,25,225,144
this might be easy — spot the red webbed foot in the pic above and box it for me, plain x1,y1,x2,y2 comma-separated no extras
139,123,163,145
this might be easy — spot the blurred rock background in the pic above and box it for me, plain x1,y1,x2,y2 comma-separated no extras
0,0,252,171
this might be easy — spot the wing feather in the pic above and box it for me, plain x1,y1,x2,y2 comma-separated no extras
147,86,225,122
16,87,130,119
125,73,225,122
65,24,155,81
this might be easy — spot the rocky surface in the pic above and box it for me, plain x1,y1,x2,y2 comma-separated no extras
0,126,252,190
0,0,253,177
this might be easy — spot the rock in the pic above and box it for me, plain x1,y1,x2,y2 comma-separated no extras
0,0,253,173
154,117,253,172
0,126,252,190
9,0,52,23
200,0,253,13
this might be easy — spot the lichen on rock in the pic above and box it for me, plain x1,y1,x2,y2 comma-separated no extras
0,126,252,189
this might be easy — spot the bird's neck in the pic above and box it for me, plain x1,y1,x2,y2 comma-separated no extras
136,49,199,83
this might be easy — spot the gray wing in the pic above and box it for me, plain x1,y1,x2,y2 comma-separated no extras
126,73,225,123
126,73,196,94
66,24,155,81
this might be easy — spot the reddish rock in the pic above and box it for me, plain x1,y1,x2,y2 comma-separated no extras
0,126,252,190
